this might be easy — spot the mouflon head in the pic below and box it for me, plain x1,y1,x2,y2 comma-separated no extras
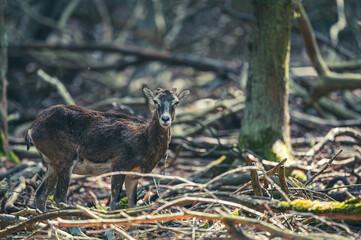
143,86,190,128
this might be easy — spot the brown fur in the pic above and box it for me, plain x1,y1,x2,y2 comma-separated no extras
27,87,190,211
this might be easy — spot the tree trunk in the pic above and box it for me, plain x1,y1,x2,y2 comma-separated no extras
239,0,293,161
0,0,18,163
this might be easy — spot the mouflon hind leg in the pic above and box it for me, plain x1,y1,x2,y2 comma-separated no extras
34,165,58,212
53,160,75,206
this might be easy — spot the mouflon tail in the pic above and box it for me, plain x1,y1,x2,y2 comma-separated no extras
24,130,32,151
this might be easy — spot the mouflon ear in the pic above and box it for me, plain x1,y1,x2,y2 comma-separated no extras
142,86,155,101
178,89,191,101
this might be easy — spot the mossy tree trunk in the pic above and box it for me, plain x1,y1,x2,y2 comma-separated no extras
239,0,293,161
0,0,18,163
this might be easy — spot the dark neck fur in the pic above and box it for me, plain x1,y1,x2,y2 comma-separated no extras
142,111,171,172
147,111,171,147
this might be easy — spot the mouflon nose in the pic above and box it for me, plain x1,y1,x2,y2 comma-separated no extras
161,115,170,122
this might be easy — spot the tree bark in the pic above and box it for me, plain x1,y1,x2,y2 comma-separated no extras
0,0,18,163
239,0,293,161
0,0,9,153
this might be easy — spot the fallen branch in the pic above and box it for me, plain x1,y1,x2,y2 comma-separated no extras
78,205,134,240
305,150,342,186
10,43,240,75
181,102,244,136
213,192,361,221
306,127,361,157
295,1,361,101
327,58,361,71
37,69,76,105
0,209,87,238
291,110,361,128
5,176,26,210
51,208,350,240
234,158,287,194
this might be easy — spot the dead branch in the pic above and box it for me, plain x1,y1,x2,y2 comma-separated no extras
295,0,361,101
0,164,28,181
57,0,80,29
0,209,88,238
10,43,240,75
213,192,361,221
306,127,361,157
305,150,342,186
151,196,263,217
278,166,290,195
12,0,60,30
51,208,350,240
77,205,134,240
327,59,361,71
5,176,26,211
291,110,361,128
37,69,76,105
180,102,244,136
234,158,287,194
245,154,262,196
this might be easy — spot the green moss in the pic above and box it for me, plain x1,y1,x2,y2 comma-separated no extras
290,199,361,214
47,195,57,208
231,209,240,216
90,206,108,213
291,199,314,212
290,169,307,183
118,197,128,209
239,130,292,162
138,233,158,239
0,131,19,163
7,150,20,164
344,198,361,205
199,220,210,229
272,201,290,211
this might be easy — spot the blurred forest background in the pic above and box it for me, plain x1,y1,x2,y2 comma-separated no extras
1,0,361,239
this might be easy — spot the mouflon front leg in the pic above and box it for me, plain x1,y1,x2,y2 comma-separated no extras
125,175,140,208
110,174,125,210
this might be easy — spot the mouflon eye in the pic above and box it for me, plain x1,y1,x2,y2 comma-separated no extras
153,100,158,105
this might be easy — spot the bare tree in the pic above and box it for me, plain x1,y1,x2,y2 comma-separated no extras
239,0,293,161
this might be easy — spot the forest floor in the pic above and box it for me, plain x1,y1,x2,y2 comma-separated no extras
0,77,361,239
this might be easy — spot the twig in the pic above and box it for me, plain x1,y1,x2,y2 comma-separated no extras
5,176,26,210
13,0,60,30
262,169,292,203
91,170,197,186
306,127,361,157
77,205,134,240
151,196,263,217
203,166,258,187
305,150,342,186
278,166,290,195
233,158,287,194
320,183,361,192
294,0,361,101
57,0,81,29
0,209,87,238
182,102,245,136
37,69,76,105
291,110,361,128
52,209,350,240
94,0,113,42
245,154,262,196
